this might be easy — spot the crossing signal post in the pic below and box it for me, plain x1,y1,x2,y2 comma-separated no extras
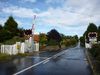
85,32,97,48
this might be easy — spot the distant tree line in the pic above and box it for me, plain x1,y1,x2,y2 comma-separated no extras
39,29,78,50
0,16,78,47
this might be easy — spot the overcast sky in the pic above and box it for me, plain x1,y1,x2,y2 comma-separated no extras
0,0,100,36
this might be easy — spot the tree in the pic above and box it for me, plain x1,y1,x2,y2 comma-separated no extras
47,29,62,49
4,16,18,37
0,24,12,42
80,36,85,46
87,23,97,32
0,24,3,30
73,35,78,42
85,23,97,36
84,23,97,42
17,28,24,37
80,23,97,46
98,26,100,41
24,29,32,35
0,29,12,42
39,33,47,46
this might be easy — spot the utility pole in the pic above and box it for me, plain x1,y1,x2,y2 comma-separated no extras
31,15,36,51
32,15,36,36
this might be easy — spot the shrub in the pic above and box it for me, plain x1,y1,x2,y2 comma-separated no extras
47,39,58,46
3,36,25,45
89,44,100,58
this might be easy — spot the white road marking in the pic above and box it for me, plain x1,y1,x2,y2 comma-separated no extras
13,57,52,75
13,50,69,75
43,59,50,64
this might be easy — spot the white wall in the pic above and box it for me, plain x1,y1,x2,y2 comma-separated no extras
0,37,39,55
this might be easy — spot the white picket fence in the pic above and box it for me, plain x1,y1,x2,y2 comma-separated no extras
0,37,39,55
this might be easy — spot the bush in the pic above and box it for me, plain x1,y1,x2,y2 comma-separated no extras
70,38,77,45
80,36,85,46
0,29,12,42
47,39,58,46
89,44,100,58
3,36,25,45
65,39,71,47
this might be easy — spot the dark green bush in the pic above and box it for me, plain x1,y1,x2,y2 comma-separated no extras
3,36,25,45
47,39,58,46
89,44,100,58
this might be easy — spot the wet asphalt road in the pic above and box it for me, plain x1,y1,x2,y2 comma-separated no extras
0,45,93,75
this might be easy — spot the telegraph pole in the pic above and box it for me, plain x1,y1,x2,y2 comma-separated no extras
31,15,36,51
32,15,36,37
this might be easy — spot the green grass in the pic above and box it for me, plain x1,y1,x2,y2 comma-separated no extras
16,53,29,57
0,53,12,62
0,52,36,62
